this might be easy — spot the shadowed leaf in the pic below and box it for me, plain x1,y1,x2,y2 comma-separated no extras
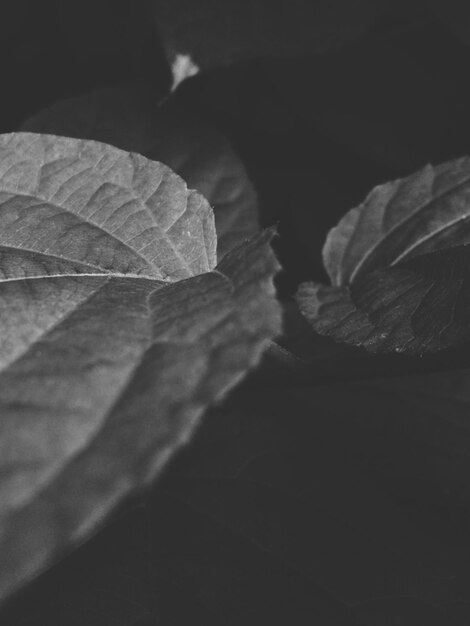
297,158,470,353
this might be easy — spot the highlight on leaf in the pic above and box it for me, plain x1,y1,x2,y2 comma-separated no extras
21,83,259,261
297,157,470,354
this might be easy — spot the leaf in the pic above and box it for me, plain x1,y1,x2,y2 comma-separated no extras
324,159,470,286
150,0,389,85
0,132,281,604
297,158,470,353
21,83,259,260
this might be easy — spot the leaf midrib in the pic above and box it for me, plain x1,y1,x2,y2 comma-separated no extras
0,190,166,275
0,182,200,279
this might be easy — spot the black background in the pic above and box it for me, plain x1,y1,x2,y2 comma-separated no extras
3,1,470,624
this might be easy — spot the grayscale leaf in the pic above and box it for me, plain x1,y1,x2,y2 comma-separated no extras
0,132,281,602
297,158,470,353
323,159,470,287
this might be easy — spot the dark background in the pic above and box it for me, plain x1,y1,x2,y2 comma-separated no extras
3,1,470,624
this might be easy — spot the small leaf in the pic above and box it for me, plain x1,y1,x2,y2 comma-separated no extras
297,158,470,353
0,132,281,603
151,0,388,83
21,83,259,260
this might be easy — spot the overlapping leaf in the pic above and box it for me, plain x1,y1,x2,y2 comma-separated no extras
297,158,470,353
21,84,259,260
0,132,281,603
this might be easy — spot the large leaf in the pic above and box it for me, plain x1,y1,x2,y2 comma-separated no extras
21,83,259,260
151,0,388,86
0,132,281,603
297,158,470,353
